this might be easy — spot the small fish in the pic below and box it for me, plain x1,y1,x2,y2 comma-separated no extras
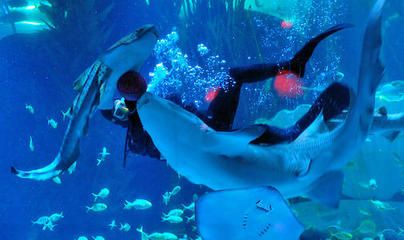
370,200,395,210
86,203,108,212
77,236,88,240
186,214,195,223
359,209,371,216
47,118,58,129
29,136,34,152
99,147,110,158
97,147,110,166
162,192,171,205
161,215,183,224
182,202,195,212
42,220,56,231
49,212,64,222
91,236,105,240
25,104,35,114
61,108,72,121
163,208,184,217
108,219,117,230
124,199,152,210
91,188,110,202
170,186,181,196
32,216,50,225
119,222,131,232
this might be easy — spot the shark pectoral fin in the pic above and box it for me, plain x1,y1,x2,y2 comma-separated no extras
221,125,267,142
210,125,267,156
306,170,344,208
382,131,400,142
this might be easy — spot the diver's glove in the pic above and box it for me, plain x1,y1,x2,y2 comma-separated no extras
113,98,130,121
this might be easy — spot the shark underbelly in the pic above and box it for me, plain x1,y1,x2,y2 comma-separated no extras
137,93,309,194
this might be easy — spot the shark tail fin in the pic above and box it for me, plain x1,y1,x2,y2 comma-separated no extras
291,23,353,77
11,160,63,181
383,131,401,142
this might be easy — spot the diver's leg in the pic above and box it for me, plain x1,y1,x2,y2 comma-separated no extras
292,82,350,134
229,23,352,82
206,79,243,131
250,82,351,145
207,24,351,131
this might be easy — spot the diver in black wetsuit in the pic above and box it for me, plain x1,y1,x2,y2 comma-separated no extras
101,24,351,162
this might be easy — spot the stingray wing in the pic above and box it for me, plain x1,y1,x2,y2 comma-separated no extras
196,187,304,240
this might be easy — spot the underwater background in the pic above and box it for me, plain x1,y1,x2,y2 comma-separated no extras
0,0,403,239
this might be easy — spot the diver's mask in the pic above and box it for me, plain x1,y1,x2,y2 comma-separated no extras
113,98,129,121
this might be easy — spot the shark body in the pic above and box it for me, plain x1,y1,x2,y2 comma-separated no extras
137,0,385,206
11,25,158,180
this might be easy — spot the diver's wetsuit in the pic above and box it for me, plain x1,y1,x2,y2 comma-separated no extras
102,24,351,161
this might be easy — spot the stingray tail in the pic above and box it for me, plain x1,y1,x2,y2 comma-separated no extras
290,23,353,77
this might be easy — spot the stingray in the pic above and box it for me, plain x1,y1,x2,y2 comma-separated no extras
11,24,158,181
137,0,386,207
196,187,304,240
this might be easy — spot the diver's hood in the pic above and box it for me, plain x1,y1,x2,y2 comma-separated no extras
73,24,158,110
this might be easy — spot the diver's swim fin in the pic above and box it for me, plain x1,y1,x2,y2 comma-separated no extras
291,23,354,77
229,23,352,83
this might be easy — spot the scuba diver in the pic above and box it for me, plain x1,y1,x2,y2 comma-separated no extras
101,24,351,164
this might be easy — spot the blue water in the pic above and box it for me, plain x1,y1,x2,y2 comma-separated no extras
0,0,403,239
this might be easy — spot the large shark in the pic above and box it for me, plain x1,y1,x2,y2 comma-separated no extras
137,0,386,207
11,24,158,180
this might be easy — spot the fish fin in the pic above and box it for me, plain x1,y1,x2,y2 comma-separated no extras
92,193,98,202
209,125,267,156
223,125,267,142
306,171,344,208
383,131,400,142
